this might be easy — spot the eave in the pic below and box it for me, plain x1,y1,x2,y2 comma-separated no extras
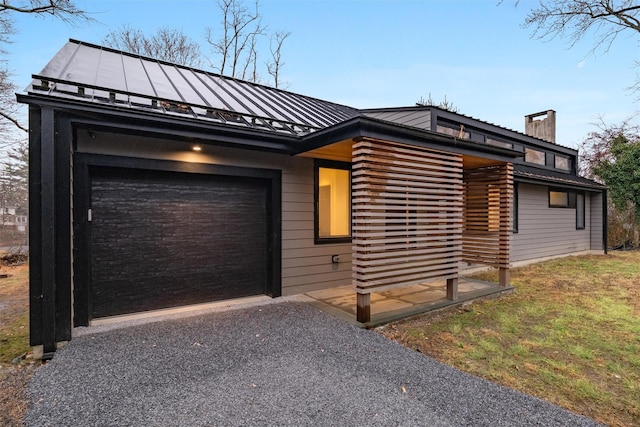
18,92,300,155
296,116,525,162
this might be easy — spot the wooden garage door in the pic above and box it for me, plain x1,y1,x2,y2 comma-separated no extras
89,168,269,318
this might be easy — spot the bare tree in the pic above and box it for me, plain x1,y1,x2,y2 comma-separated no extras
507,1,640,91
578,115,640,248
207,0,265,78
103,25,203,67
0,0,92,24
577,114,640,177
206,0,289,87
517,0,640,52
0,139,27,243
267,30,289,89
0,1,92,135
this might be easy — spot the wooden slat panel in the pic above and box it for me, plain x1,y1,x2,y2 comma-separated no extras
462,163,513,269
352,138,463,293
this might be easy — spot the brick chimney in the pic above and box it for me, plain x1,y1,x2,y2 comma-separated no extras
525,110,556,144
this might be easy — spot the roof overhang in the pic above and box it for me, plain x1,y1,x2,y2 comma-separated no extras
18,92,300,155
295,116,525,162
514,165,606,192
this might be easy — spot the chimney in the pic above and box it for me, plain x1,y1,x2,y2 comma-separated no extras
525,110,556,144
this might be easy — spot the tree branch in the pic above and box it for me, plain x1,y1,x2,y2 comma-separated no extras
0,108,27,133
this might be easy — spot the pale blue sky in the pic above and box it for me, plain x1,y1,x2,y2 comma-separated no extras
8,0,640,149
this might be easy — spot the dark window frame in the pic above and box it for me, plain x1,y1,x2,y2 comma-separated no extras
549,188,577,209
314,159,352,244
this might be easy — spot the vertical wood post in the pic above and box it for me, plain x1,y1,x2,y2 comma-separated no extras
356,293,370,323
40,108,57,356
446,277,458,300
499,267,510,287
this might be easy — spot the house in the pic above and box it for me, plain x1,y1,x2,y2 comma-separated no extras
0,205,28,233
18,40,606,356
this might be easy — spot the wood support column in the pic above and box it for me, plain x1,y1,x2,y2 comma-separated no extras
499,267,510,287
357,293,371,323
446,277,458,300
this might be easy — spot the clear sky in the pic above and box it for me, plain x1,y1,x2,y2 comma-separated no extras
8,0,640,150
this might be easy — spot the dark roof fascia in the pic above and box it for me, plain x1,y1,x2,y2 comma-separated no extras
18,93,299,155
515,175,605,192
514,164,606,192
296,116,525,162
362,105,578,156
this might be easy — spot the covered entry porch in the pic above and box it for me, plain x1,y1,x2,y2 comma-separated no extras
306,276,509,327
299,135,514,324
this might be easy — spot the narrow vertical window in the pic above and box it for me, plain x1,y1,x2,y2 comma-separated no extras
576,193,585,229
315,160,351,243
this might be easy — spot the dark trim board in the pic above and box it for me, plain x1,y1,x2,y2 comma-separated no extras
73,152,282,326
28,108,73,354
28,106,43,347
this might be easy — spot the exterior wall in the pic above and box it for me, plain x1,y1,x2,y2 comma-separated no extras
511,183,594,262
590,192,604,251
76,130,351,296
363,110,431,131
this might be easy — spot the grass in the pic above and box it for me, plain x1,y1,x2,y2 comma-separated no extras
0,264,30,364
0,261,38,426
381,251,640,427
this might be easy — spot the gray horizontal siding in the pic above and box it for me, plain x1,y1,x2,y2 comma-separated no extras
363,110,431,130
77,130,352,296
511,183,592,262
590,192,604,250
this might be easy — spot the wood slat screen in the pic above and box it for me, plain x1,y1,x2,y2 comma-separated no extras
352,138,464,294
462,164,513,268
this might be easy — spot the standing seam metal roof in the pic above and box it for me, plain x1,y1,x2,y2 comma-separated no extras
27,39,360,136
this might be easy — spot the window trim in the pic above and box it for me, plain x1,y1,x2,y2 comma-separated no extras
314,159,352,244
549,188,577,209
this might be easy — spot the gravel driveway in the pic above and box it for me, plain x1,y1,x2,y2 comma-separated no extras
25,301,601,426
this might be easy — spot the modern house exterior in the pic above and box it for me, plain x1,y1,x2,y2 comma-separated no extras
19,40,606,356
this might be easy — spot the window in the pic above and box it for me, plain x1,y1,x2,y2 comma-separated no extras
487,138,513,149
525,148,546,165
576,193,585,229
549,189,576,208
436,124,469,139
555,155,570,171
315,160,351,243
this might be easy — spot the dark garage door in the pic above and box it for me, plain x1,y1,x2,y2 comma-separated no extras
89,168,270,318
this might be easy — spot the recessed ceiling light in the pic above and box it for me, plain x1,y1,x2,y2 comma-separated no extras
192,144,202,152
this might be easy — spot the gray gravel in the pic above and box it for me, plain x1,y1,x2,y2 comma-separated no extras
25,302,601,426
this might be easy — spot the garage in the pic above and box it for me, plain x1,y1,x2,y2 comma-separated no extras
88,167,271,318
70,156,282,323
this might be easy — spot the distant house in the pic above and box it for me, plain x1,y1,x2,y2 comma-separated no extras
1,205,28,233
18,40,606,355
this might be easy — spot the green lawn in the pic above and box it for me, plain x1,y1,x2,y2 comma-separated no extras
0,264,30,364
382,252,640,427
